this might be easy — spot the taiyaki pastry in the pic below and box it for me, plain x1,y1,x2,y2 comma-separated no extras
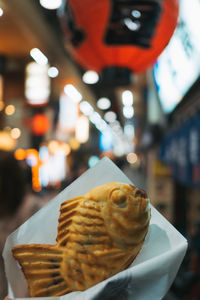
12,182,151,297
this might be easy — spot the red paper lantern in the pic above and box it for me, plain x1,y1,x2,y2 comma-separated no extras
59,0,179,79
31,114,51,136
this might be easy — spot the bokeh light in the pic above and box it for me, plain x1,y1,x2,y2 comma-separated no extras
82,70,99,84
5,104,15,116
10,128,21,139
127,152,138,164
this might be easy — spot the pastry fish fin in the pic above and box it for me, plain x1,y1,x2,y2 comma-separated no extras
12,244,70,297
56,196,82,246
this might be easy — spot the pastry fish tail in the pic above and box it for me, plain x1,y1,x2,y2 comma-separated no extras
12,244,70,297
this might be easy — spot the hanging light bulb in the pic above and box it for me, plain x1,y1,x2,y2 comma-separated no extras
39,0,62,10
123,106,134,119
122,90,134,106
104,111,117,123
64,84,82,103
48,66,59,78
30,48,48,65
82,70,99,84
97,97,111,110
80,101,94,116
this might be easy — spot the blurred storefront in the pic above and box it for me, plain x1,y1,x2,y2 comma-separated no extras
141,2,200,296
143,0,200,235
160,105,200,235
157,85,200,300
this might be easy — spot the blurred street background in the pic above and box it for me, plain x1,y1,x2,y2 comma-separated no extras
0,0,200,299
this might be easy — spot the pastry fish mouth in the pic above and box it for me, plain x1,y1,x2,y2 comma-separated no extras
128,185,150,214
129,185,147,199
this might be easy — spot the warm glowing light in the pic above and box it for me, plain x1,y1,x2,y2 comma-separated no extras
64,84,82,103
14,148,26,160
0,7,3,17
10,128,21,139
0,131,16,151
127,152,138,164
30,48,48,65
82,70,99,84
122,90,134,106
25,62,50,105
31,114,50,135
26,149,41,192
48,66,59,78
39,0,62,10
104,111,117,123
69,137,80,150
48,140,59,154
97,97,111,110
75,115,89,143
48,140,71,155
5,104,15,116
60,143,71,155
15,148,45,192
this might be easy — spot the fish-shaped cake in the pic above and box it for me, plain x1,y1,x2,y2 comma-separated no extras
12,182,151,297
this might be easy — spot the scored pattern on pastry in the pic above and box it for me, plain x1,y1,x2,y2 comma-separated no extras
12,182,151,297
12,245,70,297
57,197,108,249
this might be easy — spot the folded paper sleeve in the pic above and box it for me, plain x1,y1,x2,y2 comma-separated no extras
3,157,188,300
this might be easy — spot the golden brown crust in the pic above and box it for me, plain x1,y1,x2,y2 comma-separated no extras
12,244,70,297
12,182,150,297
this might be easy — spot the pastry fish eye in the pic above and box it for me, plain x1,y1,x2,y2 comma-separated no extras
111,189,127,207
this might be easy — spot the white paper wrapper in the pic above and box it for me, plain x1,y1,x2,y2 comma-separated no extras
3,157,188,300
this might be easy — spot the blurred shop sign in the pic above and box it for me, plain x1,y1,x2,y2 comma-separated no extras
75,115,89,144
15,143,69,192
25,62,50,106
153,0,200,114
58,92,79,132
160,113,200,187
24,148,41,192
